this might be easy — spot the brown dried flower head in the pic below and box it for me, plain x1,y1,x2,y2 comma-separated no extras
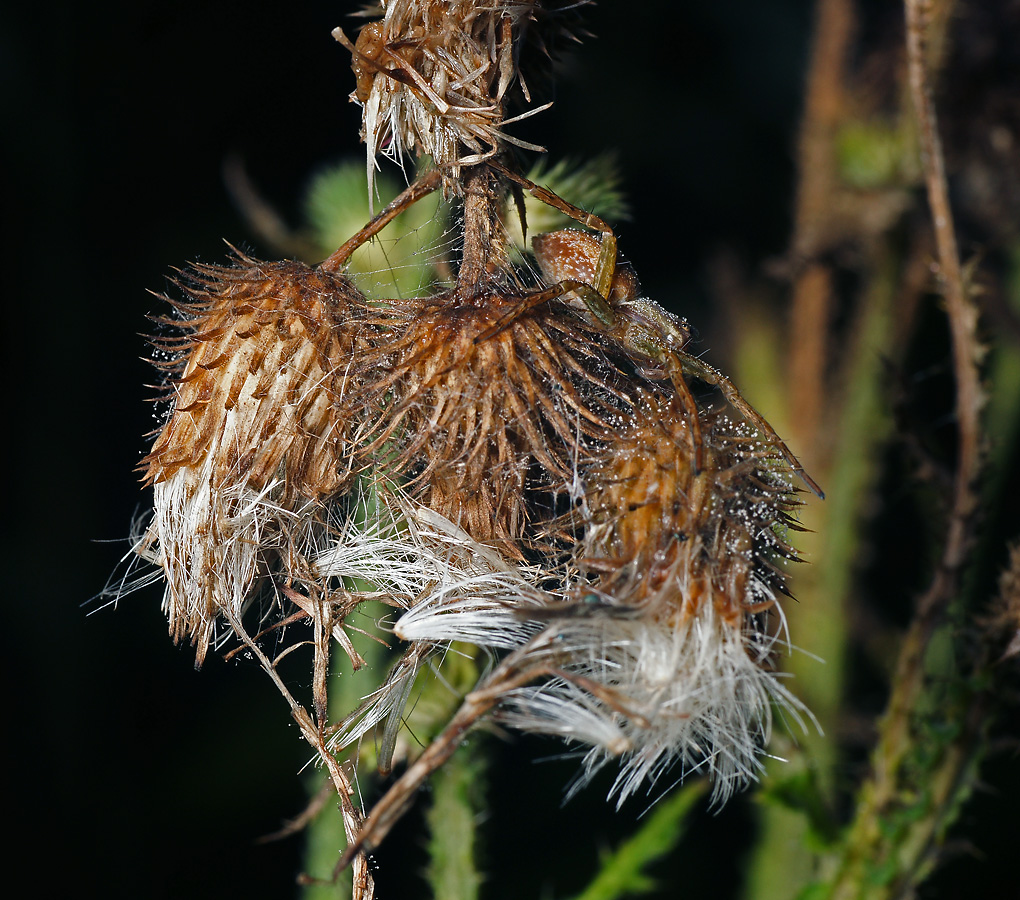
140,255,366,663
348,287,644,555
582,395,800,621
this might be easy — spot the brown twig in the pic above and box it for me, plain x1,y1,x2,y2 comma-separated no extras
905,0,982,600
787,0,856,448
224,610,376,900
864,0,981,834
320,168,443,273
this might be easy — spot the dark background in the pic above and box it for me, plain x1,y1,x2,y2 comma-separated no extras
6,1,1015,897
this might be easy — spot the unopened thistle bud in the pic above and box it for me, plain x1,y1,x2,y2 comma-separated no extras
140,255,366,664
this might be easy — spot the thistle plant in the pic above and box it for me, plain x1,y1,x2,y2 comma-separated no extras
112,1,1019,898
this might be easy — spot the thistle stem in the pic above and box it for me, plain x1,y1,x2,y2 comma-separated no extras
457,163,502,295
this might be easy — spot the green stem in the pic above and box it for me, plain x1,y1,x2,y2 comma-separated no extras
301,601,391,899
425,738,487,900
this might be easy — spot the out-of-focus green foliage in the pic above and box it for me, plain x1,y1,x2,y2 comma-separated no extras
566,782,707,900
504,155,630,254
304,161,447,299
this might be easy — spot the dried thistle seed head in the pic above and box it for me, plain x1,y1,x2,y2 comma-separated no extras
144,257,365,498
531,401,802,803
347,289,639,555
384,388,806,804
140,256,367,663
338,1,580,187
582,397,798,623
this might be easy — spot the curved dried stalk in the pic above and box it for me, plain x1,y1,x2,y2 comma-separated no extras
222,607,375,900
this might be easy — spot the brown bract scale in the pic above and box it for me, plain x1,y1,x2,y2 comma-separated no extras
347,288,645,555
140,255,369,662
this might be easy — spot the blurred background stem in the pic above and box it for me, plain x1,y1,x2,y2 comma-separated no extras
738,246,899,899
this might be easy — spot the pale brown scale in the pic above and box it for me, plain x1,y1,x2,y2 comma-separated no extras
143,257,366,503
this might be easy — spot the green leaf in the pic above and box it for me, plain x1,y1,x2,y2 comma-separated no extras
565,781,706,900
